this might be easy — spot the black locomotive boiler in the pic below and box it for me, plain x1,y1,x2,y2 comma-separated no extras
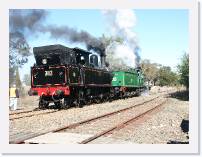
30,44,113,109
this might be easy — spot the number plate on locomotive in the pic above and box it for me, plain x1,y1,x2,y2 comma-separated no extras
45,70,53,76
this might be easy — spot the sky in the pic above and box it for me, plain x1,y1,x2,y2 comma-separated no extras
15,9,188,79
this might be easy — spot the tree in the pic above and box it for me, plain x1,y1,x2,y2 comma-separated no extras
158,66,178,86
23,74,31,86
9,32,31,68
140,59,179,87
9,32,31,86
177,53,189,90
9,67,16,87
15,67,22,89
140,59,160,85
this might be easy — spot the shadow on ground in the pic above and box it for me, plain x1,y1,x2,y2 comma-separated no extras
168,90,189,101
180,119,189,133
167,141,189,144
167,119,189,144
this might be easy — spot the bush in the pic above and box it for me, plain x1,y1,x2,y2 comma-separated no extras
177,53,189,90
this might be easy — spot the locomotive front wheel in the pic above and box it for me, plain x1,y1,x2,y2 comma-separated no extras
54,98,71,109
54,101,61,109
39,97,49,109
77,90,86,108
63,97,71,109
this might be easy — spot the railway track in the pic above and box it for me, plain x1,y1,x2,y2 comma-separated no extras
10,94,167,144
9,109,59,120
9,109,38,116
80,100,166,144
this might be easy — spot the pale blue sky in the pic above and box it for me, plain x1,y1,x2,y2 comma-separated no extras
18,9,188,78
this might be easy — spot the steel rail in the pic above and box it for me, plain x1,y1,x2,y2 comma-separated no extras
9,109,37,116
80,100,167,144
9,110,59,121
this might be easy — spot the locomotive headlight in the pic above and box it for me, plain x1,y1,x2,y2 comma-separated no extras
42,58,47,64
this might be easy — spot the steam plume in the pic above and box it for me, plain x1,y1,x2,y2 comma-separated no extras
9,9,47,33
38,25,105,55
102,9,140,68
9,10,105,56
9,9,47,48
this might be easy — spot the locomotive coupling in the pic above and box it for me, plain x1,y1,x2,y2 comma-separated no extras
28,89,38,96
55,90,64,96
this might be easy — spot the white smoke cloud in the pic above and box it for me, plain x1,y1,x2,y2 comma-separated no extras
106,42,136,68
102,9,140,69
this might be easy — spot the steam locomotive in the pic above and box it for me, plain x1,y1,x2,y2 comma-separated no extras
29,44,145,109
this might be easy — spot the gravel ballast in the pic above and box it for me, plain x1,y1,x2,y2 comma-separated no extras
100,97,189,144
9,88,188,144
